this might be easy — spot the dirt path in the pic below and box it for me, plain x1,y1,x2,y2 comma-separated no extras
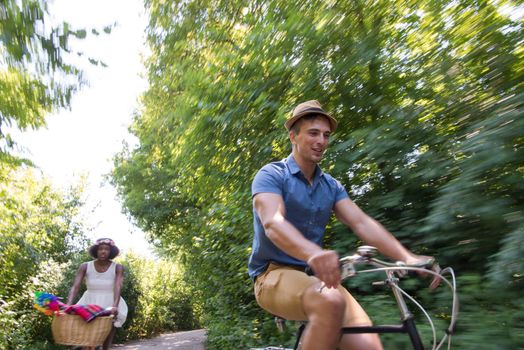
114,329,206,350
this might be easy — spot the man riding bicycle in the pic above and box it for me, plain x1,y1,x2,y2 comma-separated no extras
248,100,439,350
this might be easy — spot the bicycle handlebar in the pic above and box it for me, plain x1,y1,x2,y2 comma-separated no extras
306,246,459,350
305,245,437,280
339,245,437,280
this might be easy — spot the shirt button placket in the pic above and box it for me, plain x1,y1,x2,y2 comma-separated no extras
309,193,314,225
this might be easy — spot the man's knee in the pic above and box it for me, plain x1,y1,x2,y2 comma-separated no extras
302,285,346,322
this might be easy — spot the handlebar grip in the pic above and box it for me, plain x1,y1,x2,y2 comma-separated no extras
304,266,314,276
305,260,351,277
405,258,436,277
422,257,436,268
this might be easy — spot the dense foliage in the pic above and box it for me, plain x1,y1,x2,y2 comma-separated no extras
0,170,198,348
0,168,199,349
0,166,88,349
117,253,201,341
0,0,110,165
112,0,524,349
0,1,93,346
1,0,199,348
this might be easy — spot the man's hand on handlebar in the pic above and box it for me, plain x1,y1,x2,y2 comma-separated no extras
404,254,442,289
306,249,442,290
306,250,341,289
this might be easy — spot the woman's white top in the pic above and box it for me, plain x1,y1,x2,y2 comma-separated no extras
77,260,128,327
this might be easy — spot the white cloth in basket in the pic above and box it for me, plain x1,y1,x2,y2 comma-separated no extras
77,261,128,327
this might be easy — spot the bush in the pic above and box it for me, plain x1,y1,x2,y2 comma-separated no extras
118,253,201,341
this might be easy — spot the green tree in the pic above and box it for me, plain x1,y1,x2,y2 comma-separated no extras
0,166,89,348
120,253,200,340
113,0,524,348
0,0,110,164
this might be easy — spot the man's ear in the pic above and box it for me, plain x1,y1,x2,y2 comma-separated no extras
289,130,296,145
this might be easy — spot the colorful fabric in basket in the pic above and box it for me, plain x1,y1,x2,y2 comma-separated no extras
64,304,113,323
34,292,66,316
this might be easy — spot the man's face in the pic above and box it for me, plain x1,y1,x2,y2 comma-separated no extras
290,116,332,164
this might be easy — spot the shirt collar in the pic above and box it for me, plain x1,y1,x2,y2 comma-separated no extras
286,154,324,179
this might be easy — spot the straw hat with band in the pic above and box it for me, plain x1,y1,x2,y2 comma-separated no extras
284,100,338,132
88,238,120,259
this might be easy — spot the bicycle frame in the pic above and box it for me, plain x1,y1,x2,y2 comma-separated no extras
291,270,426,350
252,246,458,350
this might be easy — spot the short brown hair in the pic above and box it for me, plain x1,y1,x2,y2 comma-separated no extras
290,114,332,134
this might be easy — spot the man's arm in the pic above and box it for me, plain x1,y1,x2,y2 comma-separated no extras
334,198,441,288
254,192,341,288
334,198,421,264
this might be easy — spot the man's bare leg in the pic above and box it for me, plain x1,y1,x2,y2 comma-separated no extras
338,332,383,350
299,284,345,350
337,290,383,350
298,283,383,350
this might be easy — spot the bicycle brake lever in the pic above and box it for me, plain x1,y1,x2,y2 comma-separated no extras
403,258,437,277
340,260,356,280
317,259,356,293
396,261,408,277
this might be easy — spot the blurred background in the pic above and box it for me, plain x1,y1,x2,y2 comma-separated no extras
1,0,523,349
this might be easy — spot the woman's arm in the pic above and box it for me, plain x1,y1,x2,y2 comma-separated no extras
66,263,87,305
111,263,124,314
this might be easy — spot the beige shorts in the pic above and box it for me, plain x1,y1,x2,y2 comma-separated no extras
254,263,372,326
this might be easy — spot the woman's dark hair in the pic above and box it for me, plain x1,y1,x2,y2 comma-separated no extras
88,238,120,259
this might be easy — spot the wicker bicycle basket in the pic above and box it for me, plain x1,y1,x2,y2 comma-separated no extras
51,313,113,346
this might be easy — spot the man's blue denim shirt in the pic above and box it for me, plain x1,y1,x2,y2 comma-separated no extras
248,154,349,279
